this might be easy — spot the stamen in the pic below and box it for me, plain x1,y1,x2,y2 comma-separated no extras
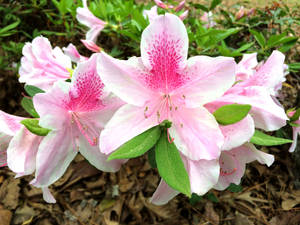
220,167,237,176
167,128,174,144
71,113,99,146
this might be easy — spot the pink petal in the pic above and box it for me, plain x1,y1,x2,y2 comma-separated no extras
63,43,87,63
33,81,71,130
81,39,101,53
182,155,220,195
140,13,188,91
236,53,258,81
100,104,158,154
97,52,154,107
78,136,124,172
174,56,236,107
289,125,300,152
19,36,71,91
150,179,179,205
143,6,159,23
238,50,285,95
76,6,106,42
7,127,42,176
30,130,77,187
214,143,274,190
42,187,56,203
213,86,287,131
169,106,223,160
0,110,23,136
220,115,255,150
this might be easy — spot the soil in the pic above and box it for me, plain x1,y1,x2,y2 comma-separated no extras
0,1,300,225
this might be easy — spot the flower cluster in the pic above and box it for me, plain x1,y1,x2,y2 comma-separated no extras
0,1,298,205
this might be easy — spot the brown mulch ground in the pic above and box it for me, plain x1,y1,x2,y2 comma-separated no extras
1,1,300,225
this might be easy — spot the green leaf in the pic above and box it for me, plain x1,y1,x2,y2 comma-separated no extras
147,147,157,168
190,3,209,12
21,119,51,136
155,132,191,197
210,0,222,10
206,192,219,203
24,85,45,97
290,108,300,122
108,126,161,160
250,130,293,146
189,193,202,205
227,183,243,192
0,19,20,37
21,97,39,118
213,104,251,125
249,29,266,48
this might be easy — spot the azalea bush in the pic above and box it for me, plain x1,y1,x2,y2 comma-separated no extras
0,0,299,207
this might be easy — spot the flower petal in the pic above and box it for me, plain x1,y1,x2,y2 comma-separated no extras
79,136,124,172
0,110,23,136
169,106,223,160
98,52,154,106
174,56,236,107
140,14,189,92
141,13,188,71
238,50,285,95
236,53,258,81
7,127,42,176
100,104,157,154
150,179,179,205
42,187,56,203
289,126,300,152
214,143,274,190
182,155,220,195
33,81,71,130
30,129,77,187
213,86,287,131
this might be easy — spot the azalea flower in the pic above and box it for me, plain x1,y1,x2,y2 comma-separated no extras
214,143,274,190
98,13,236,162
81,39,102,53
30,54,124,198
0,111,52,201
143,6,159,23
206,51,288,132
201,12,216,28
76,0,106,43
179,10,189,21
288,111,300,152
19,36,72,91
63,43,88,63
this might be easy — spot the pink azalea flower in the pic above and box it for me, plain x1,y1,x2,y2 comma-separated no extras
288,111,300,153
81,39,102,53
0,111,53,202
0,111,23,167
30,54,124,196
153,0,169,9
179,10,189,21
206,51,288,132
19,36,72,91
214,143,274,190
76,0,107,43
236,53,258,81
143,6,159,23
175,1,186,12
200,12,216,28
98,14,236,161
63,43,88,63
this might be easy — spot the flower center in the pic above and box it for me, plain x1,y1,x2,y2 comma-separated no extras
220,151,238,176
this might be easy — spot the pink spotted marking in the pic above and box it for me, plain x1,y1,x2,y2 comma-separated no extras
63,71,105,146
220,152,238,176
144,32,187,93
